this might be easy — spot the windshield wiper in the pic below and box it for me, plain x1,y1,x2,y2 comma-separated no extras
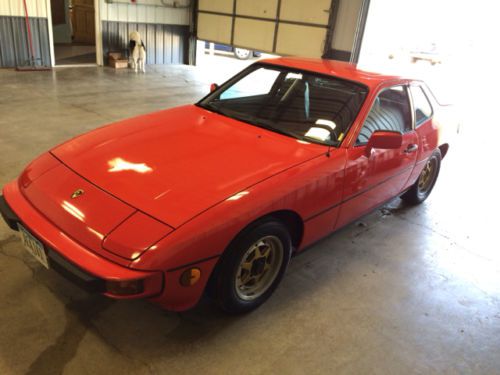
223,112,301,140
255,118,338,146
201,102,225,116
258,122,300,139
302,134,339,147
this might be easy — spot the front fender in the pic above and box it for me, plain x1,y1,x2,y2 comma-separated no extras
134,151,345,311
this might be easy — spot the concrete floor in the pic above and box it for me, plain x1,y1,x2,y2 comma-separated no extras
54,44,97,65
0,63,499,375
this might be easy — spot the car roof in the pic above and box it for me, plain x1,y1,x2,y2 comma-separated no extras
259,57,409,89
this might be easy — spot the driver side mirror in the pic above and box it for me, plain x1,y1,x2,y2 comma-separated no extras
210,83,219,93
365,131,402,157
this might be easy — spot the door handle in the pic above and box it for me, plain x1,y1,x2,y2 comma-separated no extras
404,144,418,154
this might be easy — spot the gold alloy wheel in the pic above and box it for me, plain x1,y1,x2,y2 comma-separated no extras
235,235,284,301
418,158,437,194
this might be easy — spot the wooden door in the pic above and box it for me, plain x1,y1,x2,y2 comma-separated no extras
72,0,95,44
51,0,66,25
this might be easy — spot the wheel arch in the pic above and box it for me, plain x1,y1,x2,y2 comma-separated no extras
266,210,304,250
223,209,305,253
205,209,304,297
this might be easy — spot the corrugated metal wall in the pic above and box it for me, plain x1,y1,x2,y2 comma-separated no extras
0,0,190,67
0,0,48,18
99,1,190,25
328,0,367,62
100,0,190,65
0,0,51,67
0,16,51,67
102,21,188,64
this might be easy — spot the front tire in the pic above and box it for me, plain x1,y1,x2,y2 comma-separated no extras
212,220,292,314
401,149,441,205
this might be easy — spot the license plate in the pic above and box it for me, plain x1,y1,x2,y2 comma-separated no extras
17,224,49,269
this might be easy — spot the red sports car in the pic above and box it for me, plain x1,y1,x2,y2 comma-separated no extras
1,58,452,313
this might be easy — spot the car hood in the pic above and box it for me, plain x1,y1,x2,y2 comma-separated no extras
51,105,324,227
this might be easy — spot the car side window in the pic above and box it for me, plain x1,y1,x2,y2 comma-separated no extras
356,86,412,145
410,85,433,126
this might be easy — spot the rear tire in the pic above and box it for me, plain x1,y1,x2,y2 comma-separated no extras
234,48,251,60
401,149,441,205
211,220,292,314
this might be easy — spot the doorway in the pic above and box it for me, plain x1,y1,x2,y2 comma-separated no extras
50,0,96,65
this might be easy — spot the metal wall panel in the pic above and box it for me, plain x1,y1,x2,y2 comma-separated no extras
101,21,189,64
100,1,189,24
0,0,48,18
236,0,278,19
276,23,326,57
331,0,363,51
0,16,51,67
198,0,233,13
197,13,232,45
279,0,330,25
233,18,274,52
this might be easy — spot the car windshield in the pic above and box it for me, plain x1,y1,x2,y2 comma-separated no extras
198,64,368,146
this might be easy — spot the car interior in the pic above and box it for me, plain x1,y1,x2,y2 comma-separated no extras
356,86,412,145
210,69,368,145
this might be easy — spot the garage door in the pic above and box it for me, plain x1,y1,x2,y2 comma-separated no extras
196,0,334,58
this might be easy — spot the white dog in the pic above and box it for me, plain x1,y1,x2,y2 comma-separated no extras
129,31,146,73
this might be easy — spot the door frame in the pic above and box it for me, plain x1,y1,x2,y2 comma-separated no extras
46,0,103,67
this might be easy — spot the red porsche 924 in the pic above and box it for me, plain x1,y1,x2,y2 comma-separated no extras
0,58,452,313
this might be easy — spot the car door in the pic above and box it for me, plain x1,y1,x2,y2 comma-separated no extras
335,85,419,229
402,83,439,190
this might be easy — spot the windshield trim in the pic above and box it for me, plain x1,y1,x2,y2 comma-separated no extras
196,62,370,148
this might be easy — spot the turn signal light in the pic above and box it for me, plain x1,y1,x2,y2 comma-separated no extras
105,279,144,296
180,268,201,287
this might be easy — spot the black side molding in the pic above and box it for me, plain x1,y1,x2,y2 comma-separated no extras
0,195,20,231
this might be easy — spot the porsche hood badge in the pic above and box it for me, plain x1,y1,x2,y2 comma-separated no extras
71,189,84,199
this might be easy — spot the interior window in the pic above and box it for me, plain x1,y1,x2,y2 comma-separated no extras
220,68,280,100
410,85,433,126
356,86,412,145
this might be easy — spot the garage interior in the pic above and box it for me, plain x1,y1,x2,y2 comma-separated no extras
0,0,499,374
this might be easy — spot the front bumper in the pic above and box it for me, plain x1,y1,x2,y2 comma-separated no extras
0,182,163,299
0,194,19,231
